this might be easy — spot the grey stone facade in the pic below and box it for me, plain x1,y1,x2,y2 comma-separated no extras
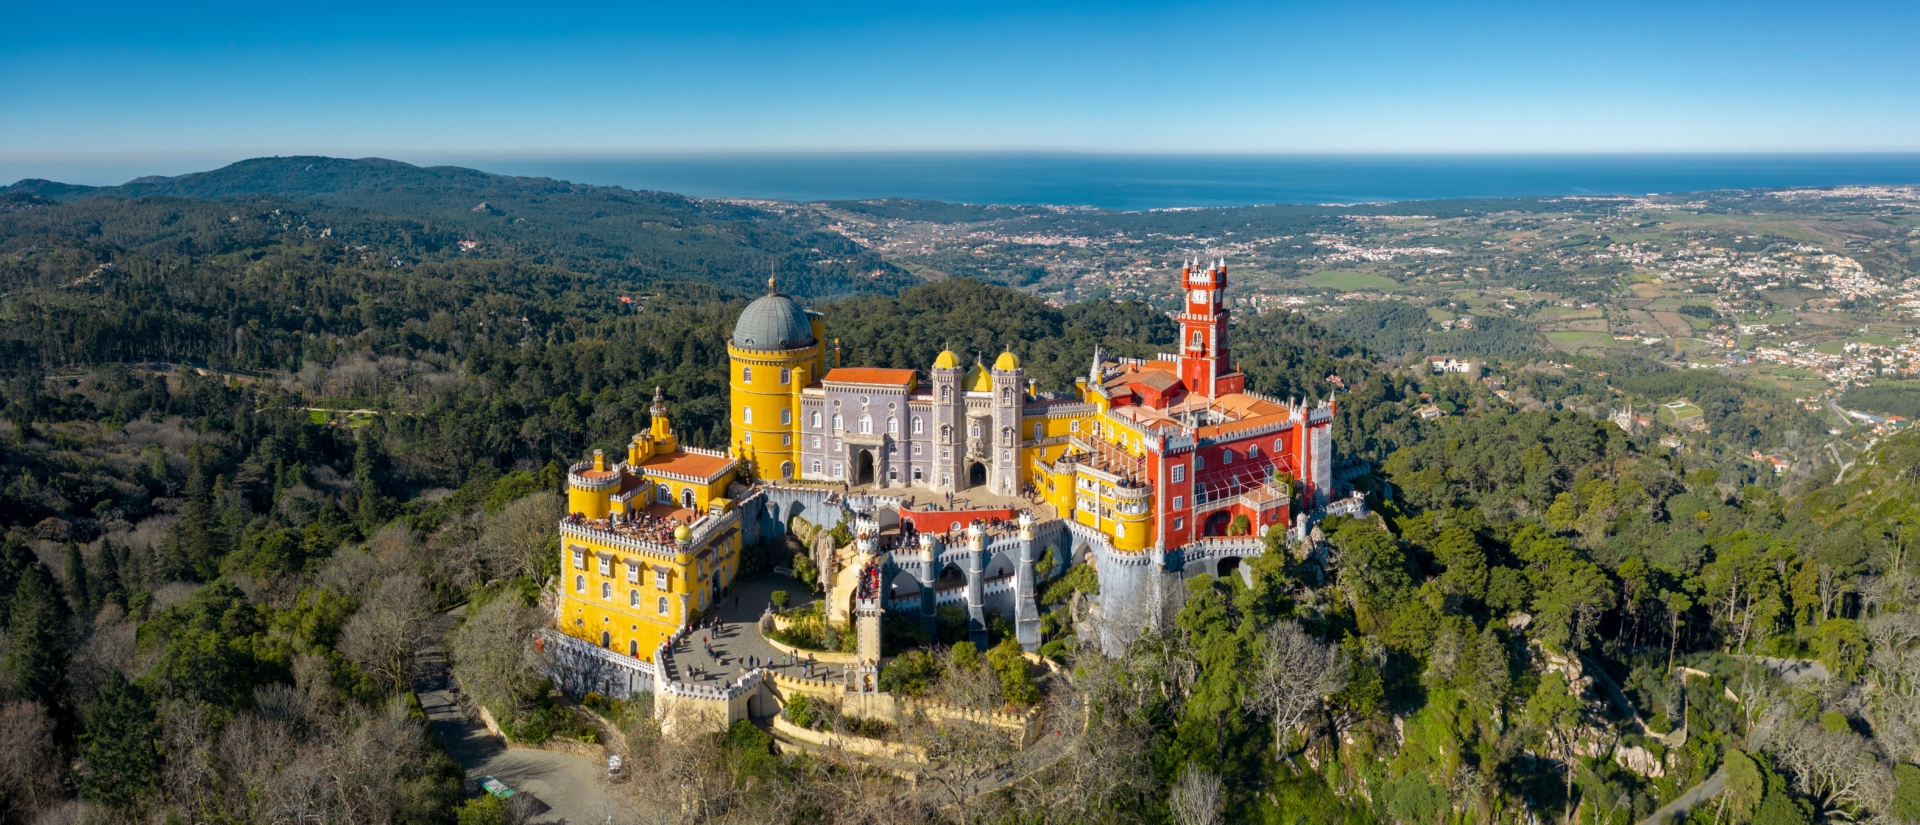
795,362,1027,495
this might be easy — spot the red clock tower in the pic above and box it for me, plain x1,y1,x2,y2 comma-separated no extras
1177,259,1243,396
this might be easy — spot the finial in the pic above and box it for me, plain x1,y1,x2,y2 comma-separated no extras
768,274,778,294
653,385,664,404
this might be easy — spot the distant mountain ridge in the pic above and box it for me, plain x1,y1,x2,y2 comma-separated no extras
1,156,916,300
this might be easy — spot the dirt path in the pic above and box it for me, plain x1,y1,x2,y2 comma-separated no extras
416,608,619,824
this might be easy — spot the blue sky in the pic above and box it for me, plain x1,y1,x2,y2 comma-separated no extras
3,0,1917,179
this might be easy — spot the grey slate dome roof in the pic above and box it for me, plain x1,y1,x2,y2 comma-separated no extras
732,287,815,351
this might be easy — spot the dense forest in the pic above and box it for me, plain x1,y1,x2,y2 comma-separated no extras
1,167,1917,825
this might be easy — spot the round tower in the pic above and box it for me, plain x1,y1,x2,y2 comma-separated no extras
727,276,823,482
567,449,618,519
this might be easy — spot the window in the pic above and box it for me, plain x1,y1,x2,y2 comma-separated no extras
658,597,669,615
654,569,667,590
575,575,585,593
1034,422,1044,439
1172,496,1184,510
743,432,752,444
940,473,951,487
833,438,842,451
780,408,792,425
780,367,791,385
940,386,951,402
1222,449,1234,464
627,563,639,583
811,459,822,474
781,461,794,479
1001,426,1012,444
833,461,844,477
601,582,611,599
1171,464,1186,483
1002,450,1011,461
630,590,639,607
598,556,610,576
1274,438,1285,454
1070,420,1080,432
970,422,981,438
913,468,923,481
1195,454,1205,470
1174,518,1184,530
1249,445,1261,459
1001,388,1012,403
887,417,898,435
1191,331,1203,348
630,640,639,656
912,443,922,456
743,407,753,425
657,484,671,504
811,435,821,448
912,416,923,434
809,411,821,428
571,548,584,568
832,413,843,431
859,414,873,434
940,424,952,444
742,366,752,382
681,488,695,509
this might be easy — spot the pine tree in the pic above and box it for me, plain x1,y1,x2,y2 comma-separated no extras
80,671,162,811
64,541,91,617
5,563,70,708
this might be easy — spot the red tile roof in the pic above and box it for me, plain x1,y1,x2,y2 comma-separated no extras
823,367,919,386
640,451,736,482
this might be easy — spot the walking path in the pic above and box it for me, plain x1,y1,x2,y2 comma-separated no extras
416,607,617,825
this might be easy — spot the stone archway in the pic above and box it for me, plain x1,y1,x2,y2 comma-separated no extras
1203,511,1232,537
1217,556,1242,578
856,449,876,486
968,461,987,488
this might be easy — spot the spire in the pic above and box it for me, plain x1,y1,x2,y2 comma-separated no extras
651,385,667,416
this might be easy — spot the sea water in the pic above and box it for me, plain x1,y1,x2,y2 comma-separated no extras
453,153,1920,210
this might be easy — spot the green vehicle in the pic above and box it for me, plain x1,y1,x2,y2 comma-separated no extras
478,776,515,799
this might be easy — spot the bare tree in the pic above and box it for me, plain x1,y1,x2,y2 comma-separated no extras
1242,621,1348,758
0,701,61,818
1168,763,1223,825
447,594,548,717
1765,719,1886,820
477,491,564,584
340,572,435,693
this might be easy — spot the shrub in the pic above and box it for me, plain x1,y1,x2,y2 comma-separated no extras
879,650,942,696
785,693,819,729
950,641,979,670
456,795,511,825
770,590,790,609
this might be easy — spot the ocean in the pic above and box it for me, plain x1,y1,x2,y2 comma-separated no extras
450,153,1920,210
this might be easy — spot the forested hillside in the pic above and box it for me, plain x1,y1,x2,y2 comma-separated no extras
0,170,1916,825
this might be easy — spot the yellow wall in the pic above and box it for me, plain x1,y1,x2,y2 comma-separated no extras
728,342,819,480
558,529,742,662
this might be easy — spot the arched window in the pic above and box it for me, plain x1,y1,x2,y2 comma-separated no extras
832,413,844,431
657,484,671,504
912,415,923,434
810,411,822,428
779,367,791,385
1001,388,1012,403
940,424,952,444
887,416,898,434
601,631,611,647
859,414,873,434
970,421,981,438
781,461,794,479
810,459,822,474
1274,438,1285,453
629,589,640,607
629,639,639,656
1070,420,1080,432
1195,454,1205,470
1034,422,1043,439
1001,426,1013,444
601,582,612,599
681,488,695,509
1191,331,1203,348
742,366,753,382
940,386,951,402
743,407,753,425
780,408,792,425
1249,445,1261,459
657,596,668,615
575,575,585,592
1223,449,1234,464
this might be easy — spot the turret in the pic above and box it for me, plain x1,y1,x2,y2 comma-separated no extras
567,449,618,519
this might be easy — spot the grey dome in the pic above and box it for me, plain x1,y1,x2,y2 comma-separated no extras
732,293,815,350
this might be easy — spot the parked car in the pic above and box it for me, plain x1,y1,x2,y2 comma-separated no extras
479,776,515,799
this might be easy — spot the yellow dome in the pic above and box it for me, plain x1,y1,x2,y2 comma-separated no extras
964,360,993,393
932,350,961,369
673,524,693,543
993,351,1020,371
